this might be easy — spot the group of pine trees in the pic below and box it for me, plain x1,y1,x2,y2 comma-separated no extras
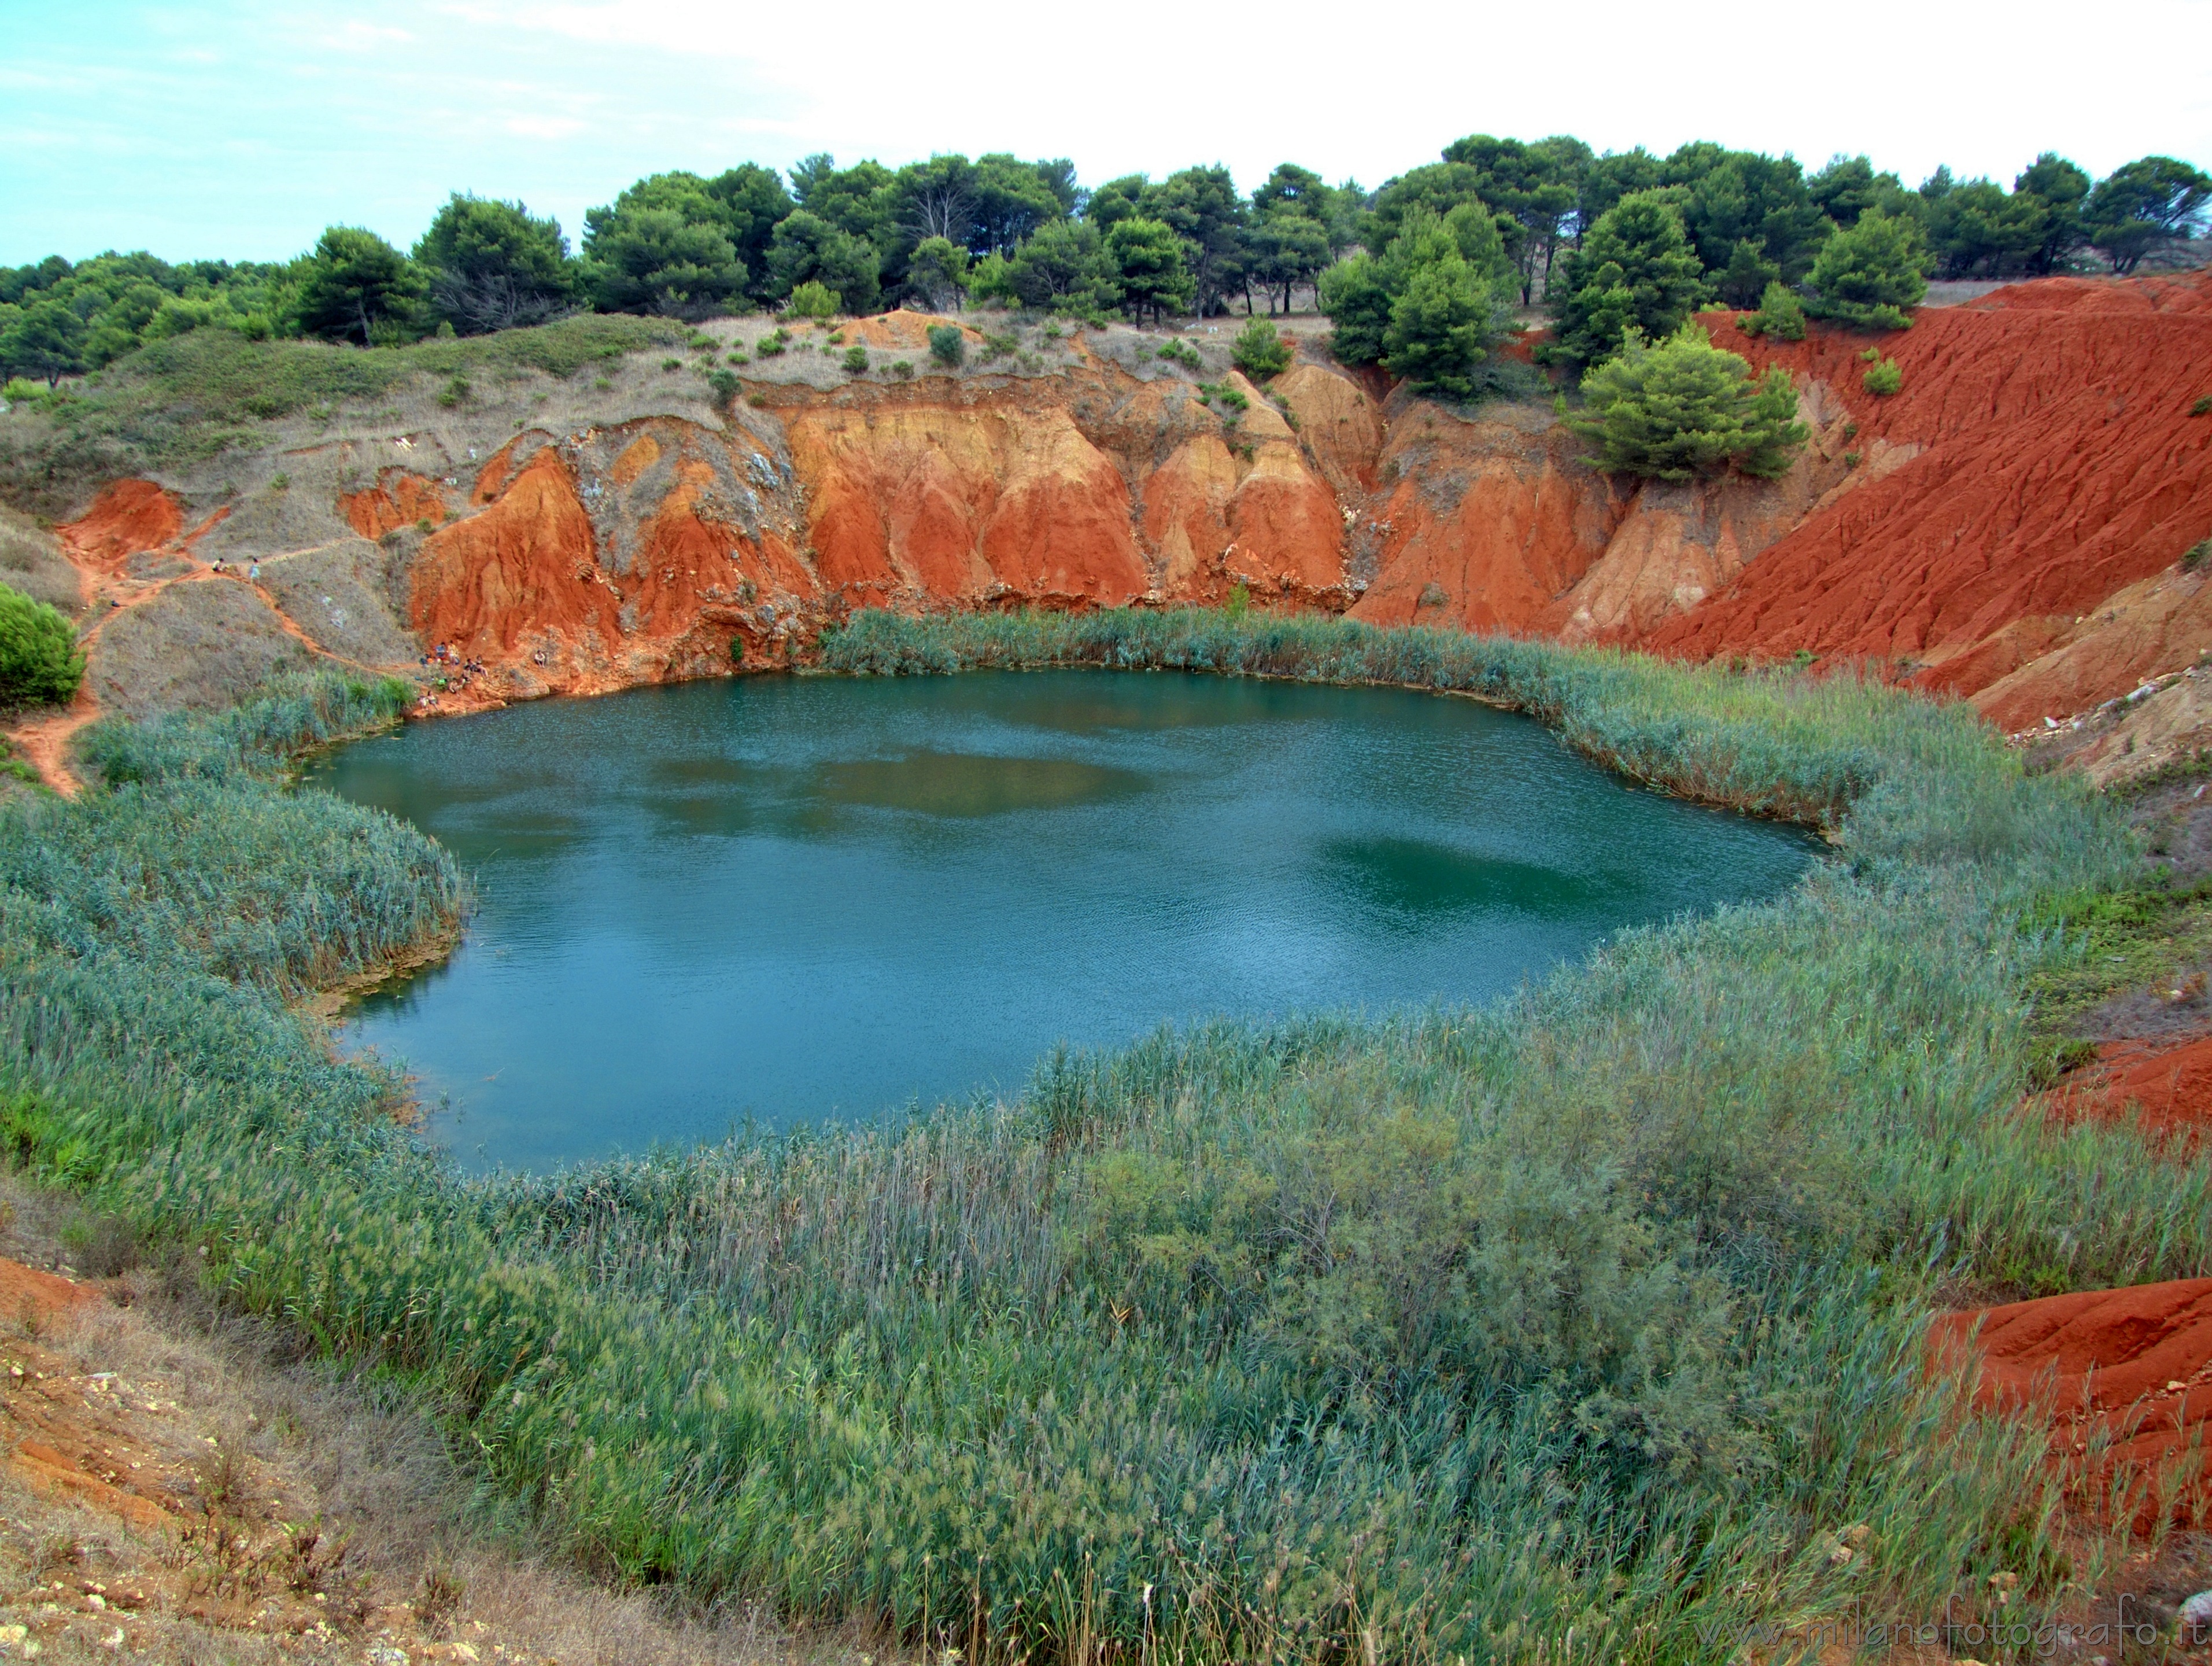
4,139,2202,395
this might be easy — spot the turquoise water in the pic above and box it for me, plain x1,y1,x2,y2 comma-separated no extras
309,670,1818,1171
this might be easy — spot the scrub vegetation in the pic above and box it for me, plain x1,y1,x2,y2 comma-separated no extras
0,613,2201,1658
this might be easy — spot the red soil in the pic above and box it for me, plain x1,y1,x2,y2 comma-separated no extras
1641,277,2212,724
339,468,449,539
57,480,184,567
2050,1034,2212,1145
1933,1279,2212,1524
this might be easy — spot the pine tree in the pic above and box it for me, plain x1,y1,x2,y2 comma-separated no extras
1567,324,1807,481
1803,209,1927,331
1549,191,1707,367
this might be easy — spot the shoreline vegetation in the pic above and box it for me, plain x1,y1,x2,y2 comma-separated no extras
0,613,2205,1660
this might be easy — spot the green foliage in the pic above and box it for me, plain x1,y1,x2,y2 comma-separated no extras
999,219,1121,316
0,299,87,386
1677,152,1830,289
436,373,470,408
1807,155,1905,229
1567,324,1809,481
1736,279,1807,341
2184,539,2210,572
1223,580,1251,620
1105,218,1194,324
1154,338,1202,371
1803,209,1929,331
2,618,2187,1665
583,204,748,319
926,324,965,367
1383,248,1491,397
294,227,427,347
1548,191,1709,367
1320,210,1507,392
1863,356,1903,396
414,194,578,334
0,316,677,480
1229,318,1291,380
786,279,839,320
904,237,970,313
0,584,84,707
1317,252,1393,364
707,367,740,406
2083,155,2212,274
841,345,869,374
766,212,881,314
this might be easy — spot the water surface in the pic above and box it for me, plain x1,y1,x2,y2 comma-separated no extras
310,670,1816,1170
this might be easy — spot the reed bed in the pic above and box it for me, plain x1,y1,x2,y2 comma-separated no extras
0,624,2199,1663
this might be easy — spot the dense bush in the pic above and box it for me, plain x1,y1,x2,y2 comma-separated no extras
786,279,838,319
1229,317,1291,379
1735,278,1807,341
1864,355,1903,396
1565,324,1808,481
0,583,84,707
925,324,964,367
1546,190,1709,367
1804,208,1928,331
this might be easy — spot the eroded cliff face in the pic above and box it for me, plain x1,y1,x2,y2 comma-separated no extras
36,275,2212,760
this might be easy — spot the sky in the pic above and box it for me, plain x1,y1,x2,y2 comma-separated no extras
5,0,2211,268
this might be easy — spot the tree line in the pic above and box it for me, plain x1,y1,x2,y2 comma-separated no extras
0,139,2204,392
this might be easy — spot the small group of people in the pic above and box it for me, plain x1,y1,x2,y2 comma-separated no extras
418,641,486,706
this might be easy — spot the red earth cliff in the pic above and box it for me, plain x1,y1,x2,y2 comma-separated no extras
1641,275,2212,728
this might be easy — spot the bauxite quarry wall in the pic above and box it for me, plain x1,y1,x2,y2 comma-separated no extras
29,271,2212,766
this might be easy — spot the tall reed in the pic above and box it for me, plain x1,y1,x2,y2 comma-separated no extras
0,628,2191,1663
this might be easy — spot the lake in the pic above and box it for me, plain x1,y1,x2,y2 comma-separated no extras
309,669,1816,1170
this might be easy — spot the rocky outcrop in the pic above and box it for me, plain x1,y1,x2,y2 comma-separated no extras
23,274,2212,755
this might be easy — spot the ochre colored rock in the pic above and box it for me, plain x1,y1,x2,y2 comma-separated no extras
339,468,449,539
60,480,184,567
1974,567,2212,730
1932,1278,2212,1524
1350,402,1630,635
1272,364,1383,496
786,400,1148,606
1643,285,2212,708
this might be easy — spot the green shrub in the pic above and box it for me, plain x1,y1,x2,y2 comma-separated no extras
2191,395,2211,417
1735,281,1807,342
0,584,84,707
1223,580,1251,620
788,280,839,320
1155,338,1203,370
841,345,869,375
1566,324,1808,481
1804,208,1927,332
926,325,965,367
437,374,471,407
891,360,914,380
755,329,788,359
706,367,740,407
2184,539,2209,573
660,357,681,372
1863,356,1903,396
1229,318,1292,380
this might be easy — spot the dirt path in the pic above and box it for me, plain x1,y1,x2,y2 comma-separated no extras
5,539,406,798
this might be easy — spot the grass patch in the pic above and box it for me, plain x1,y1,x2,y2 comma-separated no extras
0,316,684,478
0,615,2200,1661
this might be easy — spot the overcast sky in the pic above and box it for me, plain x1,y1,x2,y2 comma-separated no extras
7,0,2210,267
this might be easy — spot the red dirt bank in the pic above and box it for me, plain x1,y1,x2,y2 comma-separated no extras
36,274,2212,734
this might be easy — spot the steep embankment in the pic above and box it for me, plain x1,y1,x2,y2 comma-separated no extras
17,279,2212,752
1646,278,2212,730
